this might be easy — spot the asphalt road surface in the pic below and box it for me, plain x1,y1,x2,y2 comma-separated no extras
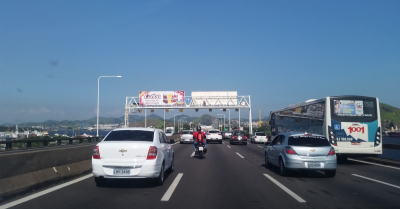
2,139,400,209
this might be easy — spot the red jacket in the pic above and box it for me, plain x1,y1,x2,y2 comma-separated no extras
193,131,206,142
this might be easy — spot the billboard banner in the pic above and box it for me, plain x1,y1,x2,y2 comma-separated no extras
191,91,237,106
139,91,185,106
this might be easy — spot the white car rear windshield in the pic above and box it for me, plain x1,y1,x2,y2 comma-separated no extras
288,136,330,147
104,130,154,142
255,133,266,136
182,131,193,134
208,131,220,134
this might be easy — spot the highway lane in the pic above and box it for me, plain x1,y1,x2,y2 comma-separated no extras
2,140,400,209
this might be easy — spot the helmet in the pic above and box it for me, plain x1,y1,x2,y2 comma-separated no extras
196,126,201,131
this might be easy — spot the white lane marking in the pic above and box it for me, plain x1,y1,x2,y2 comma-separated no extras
0,174,93,209
236,152,244,158
227,146,231,148
348,158,400,170
190,152,195,157
352,174,400,189
161,173,184,201
263,174,306,203
170,141,179,146
257,146,264,148
222,142,224,144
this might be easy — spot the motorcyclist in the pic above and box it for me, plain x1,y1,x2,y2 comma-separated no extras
193,125,207,154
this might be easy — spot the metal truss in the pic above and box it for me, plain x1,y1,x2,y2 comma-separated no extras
124,95,253,134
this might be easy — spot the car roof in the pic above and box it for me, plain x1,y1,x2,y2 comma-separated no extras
278,132,326,138
181,130,193,132
110,127,158,132
208,129,220,131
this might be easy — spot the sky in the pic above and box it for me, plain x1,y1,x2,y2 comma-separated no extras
1,0,399,125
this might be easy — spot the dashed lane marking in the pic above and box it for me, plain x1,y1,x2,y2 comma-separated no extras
348,158,400,170
227,146,231,148
161,173,184,201
236,152,245,158
190,152,195,157
352,174,400,189
0,174,93,209
257,146,264,148
263,174,306,203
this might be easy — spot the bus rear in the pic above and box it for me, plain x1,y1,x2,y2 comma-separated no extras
327,96,382,157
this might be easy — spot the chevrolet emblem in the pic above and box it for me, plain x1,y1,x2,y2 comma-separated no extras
119,149,127,153
310,149,315,152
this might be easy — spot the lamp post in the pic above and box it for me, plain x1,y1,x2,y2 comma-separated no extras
217,114,225,131
174,114,181,133
164,109,174,132
221,109,231,131
97,75,122,137
179,117,187,132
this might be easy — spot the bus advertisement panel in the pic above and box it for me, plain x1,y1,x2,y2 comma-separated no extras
330,98,379,145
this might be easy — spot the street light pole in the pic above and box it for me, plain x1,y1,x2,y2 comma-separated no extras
97,75,122,137
174,114,181,133
217,114,225,131
221,109,231,131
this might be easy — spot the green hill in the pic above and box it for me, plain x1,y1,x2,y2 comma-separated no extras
380,103,400,130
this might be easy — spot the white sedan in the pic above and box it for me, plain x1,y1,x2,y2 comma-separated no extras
92,127,174,187
251,132,268,144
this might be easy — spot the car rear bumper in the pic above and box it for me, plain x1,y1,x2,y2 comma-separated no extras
207,138,222,142
284,158,337,170
180,138,194,143
231,139,247,144
254,138,268,143
92,159,161,179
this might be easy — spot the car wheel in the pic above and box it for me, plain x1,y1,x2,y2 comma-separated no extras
265,153,271,168
325,169,336,178
230,141,232,145
168,156,174,173
94,177,107,187
180,141,182,144
279,158,288,176
155,163,165,186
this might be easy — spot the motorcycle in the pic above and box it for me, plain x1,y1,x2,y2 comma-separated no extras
196,141,206,159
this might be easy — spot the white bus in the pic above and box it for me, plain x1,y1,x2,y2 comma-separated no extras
269,96,382,160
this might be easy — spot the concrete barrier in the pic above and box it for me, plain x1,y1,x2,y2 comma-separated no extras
0,144,95,202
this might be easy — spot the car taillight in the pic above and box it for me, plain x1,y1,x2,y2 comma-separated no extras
147,146,158,160
285,146,297,155
328,126,337,146
244,136,247,139
93,145,100,159
233,136,236,139
328,147,335,155
218,133,221,135
207,133,211,135
181,133,182,135
255,136,257,138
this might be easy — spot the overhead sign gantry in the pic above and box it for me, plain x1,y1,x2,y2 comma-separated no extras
124,91,253,134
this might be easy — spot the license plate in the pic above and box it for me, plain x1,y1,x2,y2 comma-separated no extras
199,147,204,151
114,169,130,175
308,163,321,168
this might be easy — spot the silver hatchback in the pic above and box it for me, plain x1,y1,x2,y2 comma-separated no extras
264,132,337,177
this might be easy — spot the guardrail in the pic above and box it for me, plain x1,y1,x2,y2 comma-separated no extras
0,137,103,150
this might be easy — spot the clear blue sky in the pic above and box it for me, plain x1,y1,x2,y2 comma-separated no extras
1,0,399,124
